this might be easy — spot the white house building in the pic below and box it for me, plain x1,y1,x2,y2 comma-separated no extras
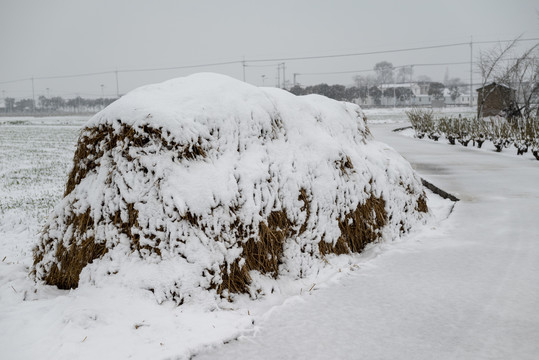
355,82,476,107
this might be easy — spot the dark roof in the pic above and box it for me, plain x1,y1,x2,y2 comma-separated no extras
476,82,514,92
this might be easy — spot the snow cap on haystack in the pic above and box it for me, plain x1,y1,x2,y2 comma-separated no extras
33,73,428,304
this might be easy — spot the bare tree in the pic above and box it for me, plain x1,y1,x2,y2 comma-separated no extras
353,74,377,101
374,61,394,85
446,77,466,101
416,75,432,82
396,66,414,83
505,46,539,119
477,37,539,119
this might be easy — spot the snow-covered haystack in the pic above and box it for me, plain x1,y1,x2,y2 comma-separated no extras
32,73,428,303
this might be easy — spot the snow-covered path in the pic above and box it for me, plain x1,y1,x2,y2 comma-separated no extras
196,123,539,360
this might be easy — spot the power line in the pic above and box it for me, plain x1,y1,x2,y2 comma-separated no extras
295,54,528,77
244,38,537,63
473,38,539,45
0,61,243,85
296,61,471,76
35,70,114,81
0,77,32,85
1,37,537,87
298,68,372,76
118,60,241,73
246,42,469,63
244,63,282,68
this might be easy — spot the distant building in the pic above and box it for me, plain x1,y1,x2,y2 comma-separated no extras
476,82,517,118
380,83,422,96
414,94,431,105
431,98,446,108
355,82,477,108
442,88,474,106
379,83,420,106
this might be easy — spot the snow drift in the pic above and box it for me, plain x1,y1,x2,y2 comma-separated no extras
32,73,428,303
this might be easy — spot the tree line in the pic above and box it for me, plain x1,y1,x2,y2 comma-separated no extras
287,60,468,105
288,80,456,105
2,96,118,113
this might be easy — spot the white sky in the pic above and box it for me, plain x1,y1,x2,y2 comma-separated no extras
1,0,538,99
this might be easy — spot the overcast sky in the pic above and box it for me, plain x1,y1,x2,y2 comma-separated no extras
1,0,538,99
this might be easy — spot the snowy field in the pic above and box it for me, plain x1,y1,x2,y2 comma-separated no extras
1,108,538,359
363,106,476,124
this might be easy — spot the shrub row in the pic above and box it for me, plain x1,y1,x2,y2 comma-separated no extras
406,108,539,160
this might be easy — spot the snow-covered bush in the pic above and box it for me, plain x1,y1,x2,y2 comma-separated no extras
32,73,429,304
436,117,457,145
486,117,513,152
532,141,539,160
469,120,487,148
408,110,539,158
406,108,437,140
511,117,538,155
437,116,475,147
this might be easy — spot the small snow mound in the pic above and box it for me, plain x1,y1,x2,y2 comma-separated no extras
32,73,428,304
398,127,417,138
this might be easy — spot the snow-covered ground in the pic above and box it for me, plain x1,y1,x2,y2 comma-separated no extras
197,110,539,360
1,108,538,359
362,106,476,124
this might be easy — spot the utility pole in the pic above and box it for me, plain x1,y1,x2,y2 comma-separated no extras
31,77,35,113
276,64,281,87
45,88,50,113
261,74,266,86
281,62,286,89
100,84,105,108
470,36,473,107
115,70,120,97
242,57,246,82
293,73,298,87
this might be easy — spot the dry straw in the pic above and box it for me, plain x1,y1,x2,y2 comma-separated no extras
33,120,428,298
